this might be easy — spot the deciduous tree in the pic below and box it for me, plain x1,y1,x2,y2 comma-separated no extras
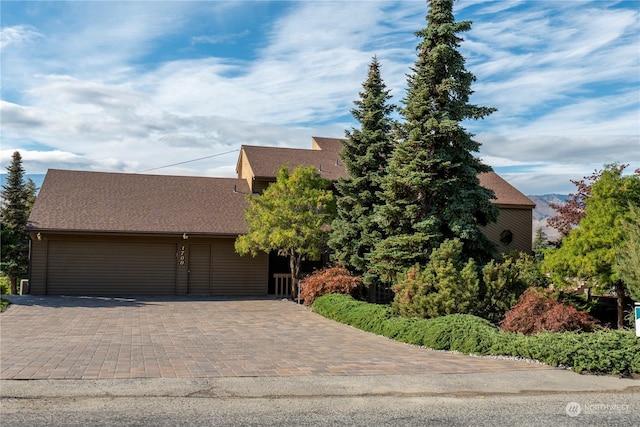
543,164,640,328
615,205,640,302
547,166,628,240
235,165,336,297
370,0,498,283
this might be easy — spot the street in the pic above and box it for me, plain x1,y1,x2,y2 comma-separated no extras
3,389,638,426
2,374,638,426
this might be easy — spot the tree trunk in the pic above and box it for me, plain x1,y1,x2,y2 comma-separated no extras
615,281,626,330
10,275,17,295
289,252,302,302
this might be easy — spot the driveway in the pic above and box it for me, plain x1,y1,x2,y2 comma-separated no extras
0,296,551,380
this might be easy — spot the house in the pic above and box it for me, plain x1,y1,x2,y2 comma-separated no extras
237,137,535,254
27,172,268,296
26,137,534,296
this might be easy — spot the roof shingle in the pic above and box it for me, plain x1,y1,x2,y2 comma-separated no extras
239,137,345,181
30,137,534,235
241,136,535,208
478,172,535,208
27,170,251,234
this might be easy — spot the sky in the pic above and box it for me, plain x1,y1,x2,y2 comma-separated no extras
1,0,639,195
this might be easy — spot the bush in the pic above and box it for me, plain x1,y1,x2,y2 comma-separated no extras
500,287,597,334
391,239,480,318
312,294,640,375
0,275,10,295
298,266,365,306
414,314,500,355
312,293,391,332
492,330,640,375
477,252,543,323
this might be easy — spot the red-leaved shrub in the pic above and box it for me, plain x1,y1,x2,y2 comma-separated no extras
298,266,364,306
500,287,596,334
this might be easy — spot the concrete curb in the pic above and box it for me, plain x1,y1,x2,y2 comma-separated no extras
2,371,639,400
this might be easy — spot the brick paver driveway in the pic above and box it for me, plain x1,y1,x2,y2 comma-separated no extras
0,296,550,379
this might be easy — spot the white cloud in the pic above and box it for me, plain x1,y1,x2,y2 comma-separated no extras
0,25,42,50
192,30,250,45
0,1,638,194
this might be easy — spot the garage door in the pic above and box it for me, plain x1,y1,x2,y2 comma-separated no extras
46,240,177,296
187,244,211,295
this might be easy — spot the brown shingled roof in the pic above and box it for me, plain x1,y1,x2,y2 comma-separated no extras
242,136,535,208
240,137,345,182
27,170,251,235
478,172,536,208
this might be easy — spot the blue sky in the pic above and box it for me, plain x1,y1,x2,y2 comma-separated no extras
1,0,639,195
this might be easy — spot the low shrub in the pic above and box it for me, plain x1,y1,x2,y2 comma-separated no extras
414,314,500,355
492,330,640,375
298,266,365,306
311,293,391,332
501,287,597,334
312,294,640,375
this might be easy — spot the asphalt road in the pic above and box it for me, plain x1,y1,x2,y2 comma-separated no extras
3,390,638,426
2,374,639,426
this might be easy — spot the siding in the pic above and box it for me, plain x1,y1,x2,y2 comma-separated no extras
28,235,48,295
237,150,255,190
481,207,533,254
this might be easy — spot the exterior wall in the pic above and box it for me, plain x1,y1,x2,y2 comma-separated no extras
28,232,268,296
28,234,48,295
237,150,255,189
251,178,273,194
481,207,533,254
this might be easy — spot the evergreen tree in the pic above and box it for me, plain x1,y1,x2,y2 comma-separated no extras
1,151,34,294
329,57,395,286
532,227,549,262
370,0,498,283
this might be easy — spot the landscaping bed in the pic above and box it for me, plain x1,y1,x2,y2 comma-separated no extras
312,294,640,377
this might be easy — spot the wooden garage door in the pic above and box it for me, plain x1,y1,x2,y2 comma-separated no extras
46,240,177,296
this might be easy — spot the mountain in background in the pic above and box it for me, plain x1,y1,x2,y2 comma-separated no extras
527,194,570,242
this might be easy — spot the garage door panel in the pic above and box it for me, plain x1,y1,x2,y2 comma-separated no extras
187,244,211,294
47,241,177,296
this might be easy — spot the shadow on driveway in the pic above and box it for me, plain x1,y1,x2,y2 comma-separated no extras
3,294,283,309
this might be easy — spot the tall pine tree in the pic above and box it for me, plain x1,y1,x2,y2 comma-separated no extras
329,57,395,287
1,151,35,294
370,0,498,283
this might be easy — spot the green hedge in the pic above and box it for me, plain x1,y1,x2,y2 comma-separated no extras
312,294,640,375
